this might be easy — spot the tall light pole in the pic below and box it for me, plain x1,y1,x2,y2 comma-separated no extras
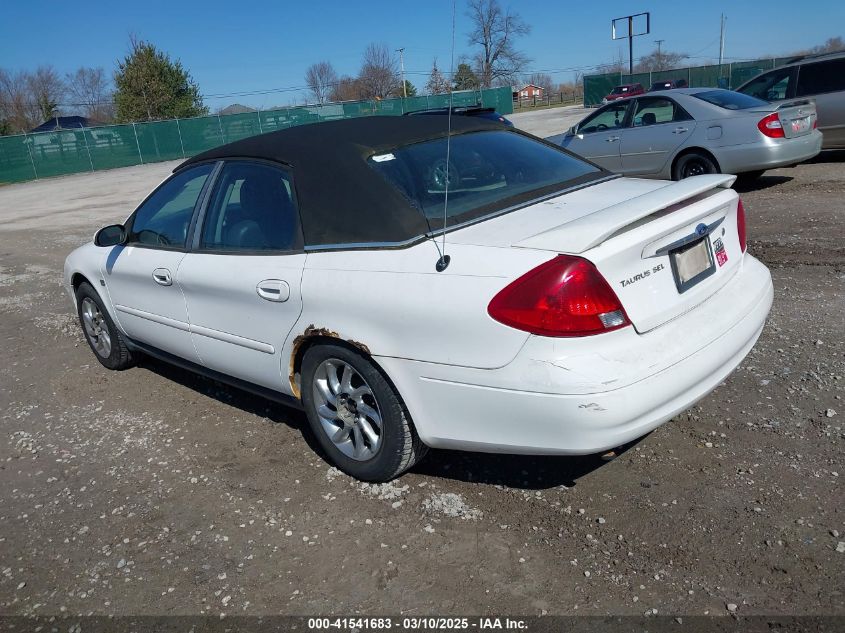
396,47,407,98
718,14,727,68
655,39,665,69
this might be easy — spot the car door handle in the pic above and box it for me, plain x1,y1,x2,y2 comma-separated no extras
256,279,290,303
672,127,689,134
152,268,172,286
605,136,620,142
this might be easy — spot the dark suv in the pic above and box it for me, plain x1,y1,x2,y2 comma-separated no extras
735,50,845,149
649,79,688,91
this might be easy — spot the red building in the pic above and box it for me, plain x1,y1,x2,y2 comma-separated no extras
518,84,544,99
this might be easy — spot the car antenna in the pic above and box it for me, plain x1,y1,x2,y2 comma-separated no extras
434,0,457,273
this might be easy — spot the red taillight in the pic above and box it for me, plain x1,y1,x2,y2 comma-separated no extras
737,198,747,253
812,118,818,129
488,255,631,337
757,113,785,138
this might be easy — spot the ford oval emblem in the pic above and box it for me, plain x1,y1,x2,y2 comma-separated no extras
696,223,708,236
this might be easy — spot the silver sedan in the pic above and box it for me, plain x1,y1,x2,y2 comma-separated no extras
551,88,822,181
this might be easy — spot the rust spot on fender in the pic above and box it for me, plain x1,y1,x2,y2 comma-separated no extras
288,325,371,399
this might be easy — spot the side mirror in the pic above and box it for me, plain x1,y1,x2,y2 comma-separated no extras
567,125,576,135
94,224,125,247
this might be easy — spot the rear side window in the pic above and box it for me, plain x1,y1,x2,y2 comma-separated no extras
693,90,768,110
368,130,600,229
200,161,300,252
128,163,213,248
632,97,693,126
796,59,845,96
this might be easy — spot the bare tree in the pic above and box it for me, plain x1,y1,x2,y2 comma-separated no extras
0,69,39,133
634,48,689,73
466,0,531,88
425,59,451,95
525,72,553,93
358,43,401,99
26,66,65,123
597,49,627,75
305,61,338,104
65,67,114,121
329,76,364,102
788,36,844,57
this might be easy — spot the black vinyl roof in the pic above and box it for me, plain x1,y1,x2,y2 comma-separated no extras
181,115,505,247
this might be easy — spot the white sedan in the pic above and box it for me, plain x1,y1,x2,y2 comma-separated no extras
64,116,773,481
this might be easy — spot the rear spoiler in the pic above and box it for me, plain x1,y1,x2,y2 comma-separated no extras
774,98,814,109
515,174,736,254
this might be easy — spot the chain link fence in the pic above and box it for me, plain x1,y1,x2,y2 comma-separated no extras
0,87,513,185
582,57,795,107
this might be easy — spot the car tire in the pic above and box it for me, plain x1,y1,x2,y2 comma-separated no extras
75,281,137,370
672,151,719,180
301,343,428,482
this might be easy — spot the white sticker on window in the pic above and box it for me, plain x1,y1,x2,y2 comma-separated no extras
371,153,396,163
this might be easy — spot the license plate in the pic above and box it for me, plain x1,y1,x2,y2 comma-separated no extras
791,117,810,133
670,237,715,292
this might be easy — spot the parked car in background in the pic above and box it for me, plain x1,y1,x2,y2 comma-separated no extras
602,83,645,104
406,106,513,127
649,79,689,92
552,88,822,181
65,116,772,481
735,50,845,149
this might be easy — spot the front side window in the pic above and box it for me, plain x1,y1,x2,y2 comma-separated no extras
127,163,213,248
579,102,631,134
368,130,601,229
632,97,692,127
737,67,797,101
796,59,845,96
200,161,300,252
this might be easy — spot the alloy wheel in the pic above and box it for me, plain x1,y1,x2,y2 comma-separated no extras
80,297,112,358
311,358,383,461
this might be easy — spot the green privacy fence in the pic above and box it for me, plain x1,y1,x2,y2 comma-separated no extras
0,87,514,184
582,57,795,107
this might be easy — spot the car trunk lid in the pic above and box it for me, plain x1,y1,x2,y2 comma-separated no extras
750,99,817,138
511,174,744,332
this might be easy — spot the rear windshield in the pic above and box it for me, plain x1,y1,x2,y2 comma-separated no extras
693,90,768,110
368,130,601,230
611,86,630,94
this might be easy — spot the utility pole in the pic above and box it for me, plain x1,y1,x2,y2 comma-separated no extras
655,39,665,69
396,47,407,98
718,14,726,69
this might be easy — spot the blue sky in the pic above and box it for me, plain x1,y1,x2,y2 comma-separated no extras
1,0,842,109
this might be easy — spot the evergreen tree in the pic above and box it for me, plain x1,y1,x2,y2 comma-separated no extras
453,63,479,90
114,39,207,122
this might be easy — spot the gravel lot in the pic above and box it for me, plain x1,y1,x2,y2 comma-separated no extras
0,128,842,619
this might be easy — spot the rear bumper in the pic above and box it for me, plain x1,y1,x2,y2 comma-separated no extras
378,255,773,455
717,131,822,173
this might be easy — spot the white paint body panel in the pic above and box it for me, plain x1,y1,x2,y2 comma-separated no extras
176,252,306,391
102,246,200,363
64,173,773,456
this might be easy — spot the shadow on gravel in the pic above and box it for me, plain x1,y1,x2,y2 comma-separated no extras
805,149,845,164
733,175,793,193
136,356,322,455
136,356,641,489
414,449,609,489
